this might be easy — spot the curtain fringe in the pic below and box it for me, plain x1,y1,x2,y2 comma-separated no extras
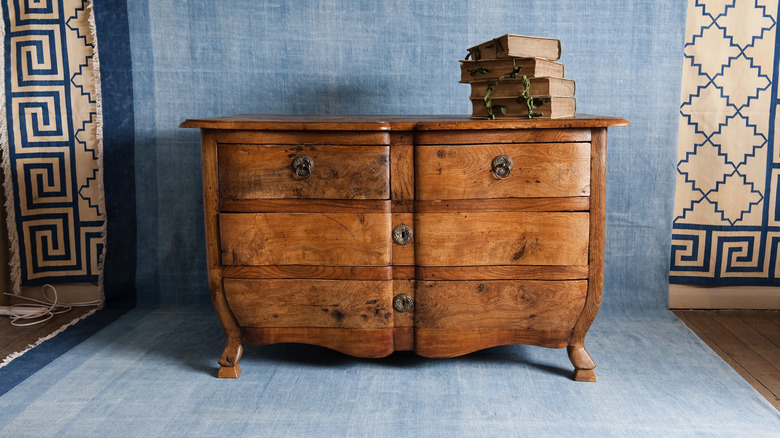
88,1,106,303
0,1,22,295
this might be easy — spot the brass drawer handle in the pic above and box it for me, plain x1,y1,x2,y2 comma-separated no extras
392,224,413,245
491,155,513,179
291,155,314,180
393,294,413,313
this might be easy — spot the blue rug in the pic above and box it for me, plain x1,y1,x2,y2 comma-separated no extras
0,309,127,397
0,308,778,437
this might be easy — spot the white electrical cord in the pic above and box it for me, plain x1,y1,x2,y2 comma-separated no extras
1,284,102,327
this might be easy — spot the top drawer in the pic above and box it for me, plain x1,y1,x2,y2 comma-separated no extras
218,143,390,200
415,142,590,200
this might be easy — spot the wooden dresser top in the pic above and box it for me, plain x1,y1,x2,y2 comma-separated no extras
180,114,629,131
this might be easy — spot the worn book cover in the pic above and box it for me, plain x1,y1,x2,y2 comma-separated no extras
467,34,561,61
460,58,565,82
471,96,576,119
469,77,575,99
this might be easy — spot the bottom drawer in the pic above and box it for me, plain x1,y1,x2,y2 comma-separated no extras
415,280,587,331
223,279,393,329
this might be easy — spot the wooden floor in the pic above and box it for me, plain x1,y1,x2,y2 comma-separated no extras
0,307,94,363
674,310,780,411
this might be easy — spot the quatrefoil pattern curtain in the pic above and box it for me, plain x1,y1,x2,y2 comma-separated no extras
0,0,105,292
671,0,779,284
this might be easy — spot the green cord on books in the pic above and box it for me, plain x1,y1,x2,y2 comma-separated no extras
480,59,522,119
518,75,548,119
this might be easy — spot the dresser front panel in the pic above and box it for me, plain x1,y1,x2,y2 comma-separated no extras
414,211,589,266
223,278,393,329
218,144,390,200
415,143,590,200
183,115,626,377
219,212,391,266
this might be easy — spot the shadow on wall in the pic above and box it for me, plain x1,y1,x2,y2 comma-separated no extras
248,79,423,116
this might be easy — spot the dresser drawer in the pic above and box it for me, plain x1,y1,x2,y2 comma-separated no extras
415,280,587,331
219,212,391,266
218,144,390,200
223,279,393,328
415,143,590,199
415,212,589,266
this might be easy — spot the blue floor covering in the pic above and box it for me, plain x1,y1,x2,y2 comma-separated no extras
0,307,778,437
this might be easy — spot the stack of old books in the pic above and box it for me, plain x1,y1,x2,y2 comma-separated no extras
461,34,575,119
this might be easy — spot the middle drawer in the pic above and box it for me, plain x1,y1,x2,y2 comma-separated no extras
415,211,589,266
219,212,391,266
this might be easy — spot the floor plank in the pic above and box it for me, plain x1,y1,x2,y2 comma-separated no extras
733,311,780,348
674,310,780,411
712,312,780,369
0,307,96,363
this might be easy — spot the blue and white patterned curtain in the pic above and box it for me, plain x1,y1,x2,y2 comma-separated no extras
0,0,105,293
671,0,779,285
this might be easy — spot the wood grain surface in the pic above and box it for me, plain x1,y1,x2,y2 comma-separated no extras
416,143,590,199
570,128,607,371
415,212,589,266
391,212,415,266
415,280,587,330
220,212,391,266
415,328,571,357
415,128,591,145
415,265,589,281
219,199,391,213
243,327,394,358
218,144,389,200
182,116,628,376
414,197,589,213
390,132,415,201
181,114,629,132
222,265,392,280
213,129,391,145
224,279,393,329
200,130,244,378
393,279,415,329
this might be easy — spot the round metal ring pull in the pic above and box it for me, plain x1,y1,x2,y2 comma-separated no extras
393,294,413,313
291,155,314,180
392,224,413,246
491,155,513,179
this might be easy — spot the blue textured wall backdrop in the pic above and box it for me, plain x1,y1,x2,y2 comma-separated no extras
125,0,686,311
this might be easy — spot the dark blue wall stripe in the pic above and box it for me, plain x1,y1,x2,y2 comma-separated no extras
94,1,136,309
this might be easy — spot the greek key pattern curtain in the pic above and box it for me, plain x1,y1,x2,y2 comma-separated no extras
0,0,105,292
671,0,779,284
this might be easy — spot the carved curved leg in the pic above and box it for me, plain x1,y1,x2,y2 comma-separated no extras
567,345,597,382
565,127,606,383
202,130,244,378
210,274,243,378
212,284,243,378
217,338,243,378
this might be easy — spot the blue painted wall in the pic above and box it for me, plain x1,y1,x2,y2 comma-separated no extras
118,1,686,312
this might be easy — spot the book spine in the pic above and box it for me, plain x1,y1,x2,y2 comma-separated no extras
470,97,576,119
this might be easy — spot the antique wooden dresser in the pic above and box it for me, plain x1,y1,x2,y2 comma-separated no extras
181,115,628,381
